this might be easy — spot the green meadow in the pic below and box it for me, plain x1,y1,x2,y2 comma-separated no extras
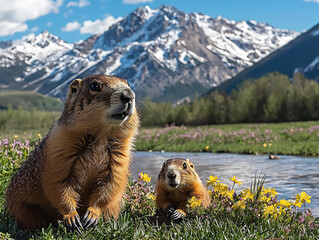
0,130,318,239
1,107,319,156
136,121,319,156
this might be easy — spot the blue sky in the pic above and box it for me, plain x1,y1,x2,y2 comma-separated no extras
1,0,319,43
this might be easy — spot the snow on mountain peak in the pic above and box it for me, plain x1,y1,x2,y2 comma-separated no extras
0,5,300,103
10,32,73,64
28,31,72,49
136,5,159,20
192,12,299,69
93,5,184,51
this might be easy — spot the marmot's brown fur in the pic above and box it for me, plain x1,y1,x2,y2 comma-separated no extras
5,75,139,231
156,158,211,219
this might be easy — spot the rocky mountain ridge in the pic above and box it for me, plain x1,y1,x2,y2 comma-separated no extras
0,5,299,102
215,23,319,93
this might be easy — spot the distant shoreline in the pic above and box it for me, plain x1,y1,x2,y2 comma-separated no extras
135,121,319,157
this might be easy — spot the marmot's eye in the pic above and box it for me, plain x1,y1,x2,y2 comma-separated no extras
90,82,101,91
183,162,187,169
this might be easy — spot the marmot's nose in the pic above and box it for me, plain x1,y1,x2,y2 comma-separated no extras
167,173,176,179
120,89,135,103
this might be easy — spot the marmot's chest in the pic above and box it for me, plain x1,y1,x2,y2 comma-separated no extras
167,188,191,204
72,140,122,188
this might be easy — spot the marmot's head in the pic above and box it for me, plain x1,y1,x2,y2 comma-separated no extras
60,75,139,132
158,158,198,191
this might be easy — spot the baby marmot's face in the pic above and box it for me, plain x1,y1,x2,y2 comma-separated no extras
65,75,136,127
160,158,195,190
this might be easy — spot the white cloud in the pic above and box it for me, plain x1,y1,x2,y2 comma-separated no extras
123,0,153,4
0,21,27,37
12,33,36,45
80,15,122,35
31,26,39,32
62,21,81,32
21,33,36,41
0,0,63,36
305,0,319,2
67,0,90,7
61,14,122,35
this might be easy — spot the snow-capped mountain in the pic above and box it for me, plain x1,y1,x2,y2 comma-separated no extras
0,31,73,90
0,5,298,103
215,23,319,94
0,40,12,49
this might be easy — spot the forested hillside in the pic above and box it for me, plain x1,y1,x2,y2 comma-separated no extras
140,72,319,126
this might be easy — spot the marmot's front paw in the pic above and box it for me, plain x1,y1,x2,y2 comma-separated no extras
63,210,83,233
82,207,100,229
163,205,185,220
171,209,185,220
156,205,175,216
164,205,175,215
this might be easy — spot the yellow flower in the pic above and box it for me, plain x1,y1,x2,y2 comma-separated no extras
208,190,213,198
148,194,156,201
263,143,267,147
139,172,151,183
240,189,254,200
294,201,303,208
261,187,278,197
206,175,220,187
224,189,234,200
205,145,210,150
295,192,311,205
295,193,301,202
279,199,292,208
269,143,272,147
37,133,42,139
278,206,286,216
214,183,228,194
188,196,202,208
263,204,276,218
230,176,242,185
232,200,246,210
14,135,18,138
259,195,271,203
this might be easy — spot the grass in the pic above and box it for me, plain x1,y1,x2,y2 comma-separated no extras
136,121,319,156
1,106,319,156
0,91,63,111
0,136,319,239
0,109,60,132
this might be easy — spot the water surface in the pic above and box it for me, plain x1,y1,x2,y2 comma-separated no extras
131,151,319,215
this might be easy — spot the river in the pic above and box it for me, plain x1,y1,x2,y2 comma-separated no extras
131,151,319,215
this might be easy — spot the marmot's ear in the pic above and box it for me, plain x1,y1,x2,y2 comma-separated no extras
66,79,82,103
161,161,167,170
160,161,168,174
69,79,82,95
186,158,195,169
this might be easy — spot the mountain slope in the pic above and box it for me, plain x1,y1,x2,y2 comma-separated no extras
0,91,62,111
0,31,73,91
215,23,319,93
0,5,298,103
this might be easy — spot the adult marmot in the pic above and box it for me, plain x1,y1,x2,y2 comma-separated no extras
5,75,139,232
156,158,211,220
